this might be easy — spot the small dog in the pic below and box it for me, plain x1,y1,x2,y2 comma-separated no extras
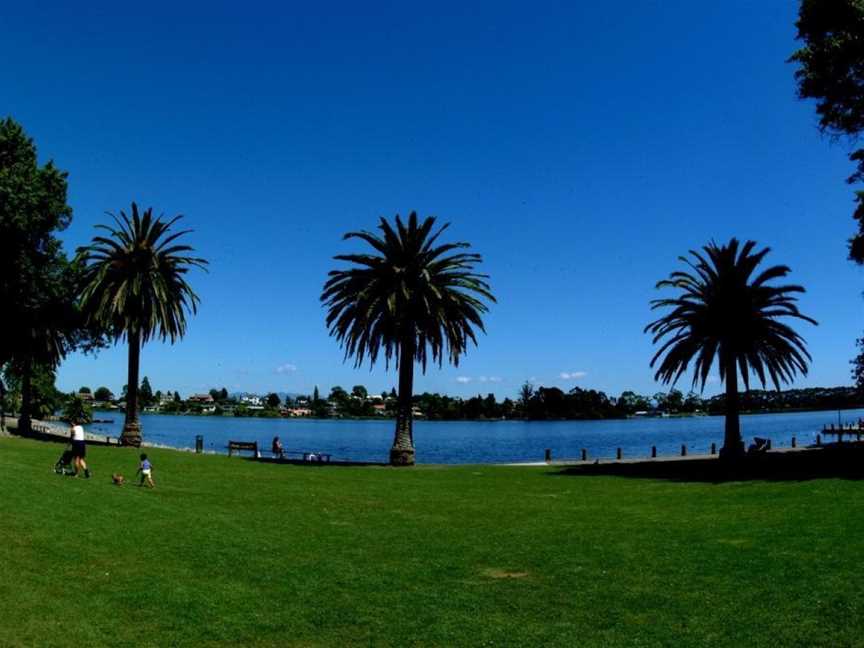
112,473,125,486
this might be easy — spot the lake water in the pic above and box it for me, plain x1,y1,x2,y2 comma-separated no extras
85,408,864,464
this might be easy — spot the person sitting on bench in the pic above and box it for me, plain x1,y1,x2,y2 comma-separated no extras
272,436,284,459
748,437,770,454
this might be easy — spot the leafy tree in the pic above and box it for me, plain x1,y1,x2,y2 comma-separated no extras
62,393,92,424
219,387,228,401
646,239,816,460
0,118,102,432
329,386,348,402
2,363,64,421
615,391,636,415
139,376,154,408
173,390,181,402
322,213,494,465
209,388,220,401
78,386,91,394
683,391,703,413
154,389,162,403
518,382,534,412
266,392,281,409
94,386,113,401
853,337,864,390
79,203,207,446
352,385,368,400
791,1,864,263
666,389,684,412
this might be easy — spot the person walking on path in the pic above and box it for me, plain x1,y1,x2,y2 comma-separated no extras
69,419,91,478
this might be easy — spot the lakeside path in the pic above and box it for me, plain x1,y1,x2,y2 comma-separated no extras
503,445,820,466
4,417,123,446
4,416,846,475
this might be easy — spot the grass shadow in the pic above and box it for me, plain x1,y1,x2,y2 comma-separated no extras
548,444,864,483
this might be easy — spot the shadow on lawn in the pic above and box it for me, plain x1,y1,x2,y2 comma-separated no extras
549,444,864,483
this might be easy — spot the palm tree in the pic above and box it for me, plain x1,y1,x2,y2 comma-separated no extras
322,212,494,466
79,203,206,446
645,239,816,459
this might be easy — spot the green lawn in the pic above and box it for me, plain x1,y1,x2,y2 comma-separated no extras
2,437,863,647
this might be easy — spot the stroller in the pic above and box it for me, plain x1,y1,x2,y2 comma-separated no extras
54,445,76,475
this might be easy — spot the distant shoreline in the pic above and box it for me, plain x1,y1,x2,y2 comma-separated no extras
88,404,864,423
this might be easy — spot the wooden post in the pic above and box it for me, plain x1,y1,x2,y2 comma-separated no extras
195,435,203,454
544,448,552,464
816,434,821,446
681,444,687,457
581,448,587,461
791,436,797,448
616,447,622,460
710,442,716,455
651,445,657,458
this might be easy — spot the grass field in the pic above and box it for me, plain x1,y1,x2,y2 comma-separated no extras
2,437,864,647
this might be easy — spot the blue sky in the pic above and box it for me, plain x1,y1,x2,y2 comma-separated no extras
3,1,861,399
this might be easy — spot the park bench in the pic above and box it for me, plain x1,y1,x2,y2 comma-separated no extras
274,450,332,463
228,440,259,457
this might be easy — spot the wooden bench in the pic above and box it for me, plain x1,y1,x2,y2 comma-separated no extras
228,440,259,457
273,450,332,463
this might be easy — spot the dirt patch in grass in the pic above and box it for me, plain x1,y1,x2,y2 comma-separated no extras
482,568,530,579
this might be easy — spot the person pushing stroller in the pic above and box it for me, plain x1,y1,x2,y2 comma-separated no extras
68,418,91,478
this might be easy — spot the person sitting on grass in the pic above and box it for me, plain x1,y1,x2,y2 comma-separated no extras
137,453,155,488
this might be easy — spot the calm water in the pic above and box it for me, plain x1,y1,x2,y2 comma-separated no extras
85,408,864,464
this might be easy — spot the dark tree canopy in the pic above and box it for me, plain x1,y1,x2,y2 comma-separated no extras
0,117,96,370
94,386,113,401
791,0,864,263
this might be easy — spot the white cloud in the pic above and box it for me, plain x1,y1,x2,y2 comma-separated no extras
275,363,298,374
559,371,587,380
457,375,502,385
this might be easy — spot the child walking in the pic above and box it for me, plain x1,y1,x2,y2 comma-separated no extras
137,453,155,488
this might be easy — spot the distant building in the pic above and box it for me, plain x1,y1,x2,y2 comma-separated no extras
240,395,263,406
286,407,312,417
77,391,94,402
188,394,214,404
373,403,387,415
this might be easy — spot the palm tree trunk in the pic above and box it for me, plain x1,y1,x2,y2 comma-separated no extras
0,377,6,433
390,334,416,466
121,328,142,447
18,356,32,435
719,354,744,461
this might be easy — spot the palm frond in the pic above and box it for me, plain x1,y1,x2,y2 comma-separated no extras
321,211,495,372
79,202,208,343
646,238,816,391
